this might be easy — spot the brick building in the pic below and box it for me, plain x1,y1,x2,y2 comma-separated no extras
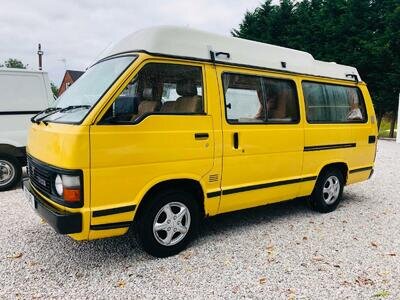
58,70,84,96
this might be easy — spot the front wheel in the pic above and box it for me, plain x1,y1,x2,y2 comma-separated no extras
136,189,200,258
309,169,344,213
0,155,22,191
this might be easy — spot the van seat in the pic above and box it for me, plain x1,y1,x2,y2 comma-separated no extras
175,96,202,113
138,101,159,114
130,88,160,121
175,80,202,113
160,101,176,113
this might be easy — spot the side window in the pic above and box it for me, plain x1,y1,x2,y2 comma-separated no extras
101,63,204,123
264,78,299,123
302,82,367,123
224,74,264,123
222,73,299,124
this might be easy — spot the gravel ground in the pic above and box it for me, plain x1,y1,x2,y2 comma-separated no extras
0,140,399,299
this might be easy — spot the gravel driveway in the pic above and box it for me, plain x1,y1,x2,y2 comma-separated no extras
0,140,399,299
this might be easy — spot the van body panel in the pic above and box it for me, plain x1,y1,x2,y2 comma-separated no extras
201,64,223,216
215,66,305,214
302,124,353,176
28,123,90,170
89,228,129,240
218,125,305,213
0,69,53,147
89,115,215,214
299,78,377,190
347,85,377,184
0,69,52,111
27,123,91,240
88,58,217,226
0,115,38,148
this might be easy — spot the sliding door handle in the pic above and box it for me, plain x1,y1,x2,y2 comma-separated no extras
195,133,209,140
233,132,239,149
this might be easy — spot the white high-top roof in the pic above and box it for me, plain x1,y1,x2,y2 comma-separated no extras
101,26,361,82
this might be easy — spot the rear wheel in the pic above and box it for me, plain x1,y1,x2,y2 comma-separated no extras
309,168,344,213
0,155,22,191
136,189,200,258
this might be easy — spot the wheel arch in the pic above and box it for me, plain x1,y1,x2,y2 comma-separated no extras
317,161,349,184
133,177,206,225
0,144,26,166
0,143,25,156
0,144,24,190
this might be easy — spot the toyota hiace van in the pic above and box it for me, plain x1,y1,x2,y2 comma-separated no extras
23,27,377,257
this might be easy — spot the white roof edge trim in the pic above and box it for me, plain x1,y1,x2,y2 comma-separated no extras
101,26,361,82
0,68,48,75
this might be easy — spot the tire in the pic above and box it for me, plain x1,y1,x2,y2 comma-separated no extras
309,168,344,213
135,189,200,258
0,154,22,191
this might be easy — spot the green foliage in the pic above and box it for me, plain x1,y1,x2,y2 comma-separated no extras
233,0,400,116
50,83,59,99
373,290,390,298
0,58,27,69
378,117,397,137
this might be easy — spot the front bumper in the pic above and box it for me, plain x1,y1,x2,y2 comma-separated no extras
22,178,82,234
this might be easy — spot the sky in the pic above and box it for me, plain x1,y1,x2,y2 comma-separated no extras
0,0,266,86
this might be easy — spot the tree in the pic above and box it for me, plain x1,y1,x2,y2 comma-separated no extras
50,83,59,99
233,0,400,137
0,58,27,69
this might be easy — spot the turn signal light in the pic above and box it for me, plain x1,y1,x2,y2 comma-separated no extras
54,174,82,204
63,188,81,202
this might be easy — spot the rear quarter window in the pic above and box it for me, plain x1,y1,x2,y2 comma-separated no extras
302,81,367,123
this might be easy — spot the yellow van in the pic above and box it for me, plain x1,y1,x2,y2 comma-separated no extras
23,26,378,257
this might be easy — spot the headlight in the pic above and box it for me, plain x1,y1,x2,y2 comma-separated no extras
55,175,63,196
54,174,81,203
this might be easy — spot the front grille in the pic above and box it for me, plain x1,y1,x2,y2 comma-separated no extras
26,155,83,208
27,156,52,194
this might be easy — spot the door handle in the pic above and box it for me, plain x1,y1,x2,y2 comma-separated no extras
194,133,209,140
233,132,239,149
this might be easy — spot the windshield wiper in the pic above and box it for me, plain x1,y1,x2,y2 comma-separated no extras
58,105,91,113
31,107,62,124
31,105,91,124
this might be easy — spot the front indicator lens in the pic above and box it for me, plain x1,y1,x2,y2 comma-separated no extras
63,188,81,202
62,175,81,203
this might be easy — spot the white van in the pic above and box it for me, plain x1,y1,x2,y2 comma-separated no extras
0,68,54,191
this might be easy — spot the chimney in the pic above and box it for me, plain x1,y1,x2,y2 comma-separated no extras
37,43,43,70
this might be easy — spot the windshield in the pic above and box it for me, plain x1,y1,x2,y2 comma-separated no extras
43,55,137,124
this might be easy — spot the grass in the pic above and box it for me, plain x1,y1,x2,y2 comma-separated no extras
373,290,390,298
379,118,397,138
